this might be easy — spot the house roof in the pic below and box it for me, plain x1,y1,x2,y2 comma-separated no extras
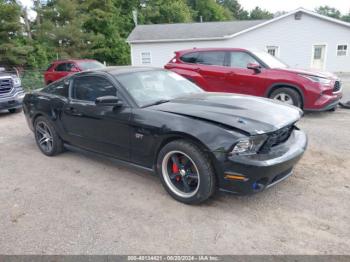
127,20,266,43
127,8,350,44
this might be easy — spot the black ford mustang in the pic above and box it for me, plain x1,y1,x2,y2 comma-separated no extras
23,67,307,204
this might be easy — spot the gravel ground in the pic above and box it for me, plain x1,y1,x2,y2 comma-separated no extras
0,81,349,255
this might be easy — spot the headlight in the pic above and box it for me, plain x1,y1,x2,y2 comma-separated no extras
299,74,332,85
12,76,21,87
231,135,267,156
17,92,25,99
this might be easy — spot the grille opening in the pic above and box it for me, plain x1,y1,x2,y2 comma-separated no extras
333,81,341,92
0,78,13,94
259,125,294,154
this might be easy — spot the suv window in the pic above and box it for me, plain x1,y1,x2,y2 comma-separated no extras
180,52,199,64
230,52,259,69
55,63,68,72
42,80,69,97
197,51,226,66
72,76,116,102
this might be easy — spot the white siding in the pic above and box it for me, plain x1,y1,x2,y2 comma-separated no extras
130,13,350,72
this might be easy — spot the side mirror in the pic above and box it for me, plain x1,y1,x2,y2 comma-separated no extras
247,63,262,73
95,96,123,107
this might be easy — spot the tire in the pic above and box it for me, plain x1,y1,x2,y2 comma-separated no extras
270,87,302,108
339,102,350,109
8,108,22,113
34,116,64,156
156,140,216,204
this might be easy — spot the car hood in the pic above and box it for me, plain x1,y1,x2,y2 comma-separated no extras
275,67,338,79
149,93,303,135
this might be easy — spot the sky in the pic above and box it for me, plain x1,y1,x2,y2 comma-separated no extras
19,0,350,15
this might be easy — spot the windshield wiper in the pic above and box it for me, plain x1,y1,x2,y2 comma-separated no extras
142,99,171,108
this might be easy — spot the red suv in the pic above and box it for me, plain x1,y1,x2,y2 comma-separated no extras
44,59,105,85
165,48,342,111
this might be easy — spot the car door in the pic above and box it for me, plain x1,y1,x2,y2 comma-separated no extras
225,51,268,96
60,74,132,160
194,51,232,92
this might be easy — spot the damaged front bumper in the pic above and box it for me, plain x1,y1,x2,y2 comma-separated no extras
217,130,308,194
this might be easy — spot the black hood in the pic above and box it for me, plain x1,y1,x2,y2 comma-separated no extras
149,93,302,135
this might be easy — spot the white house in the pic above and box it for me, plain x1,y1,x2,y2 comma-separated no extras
127,8,350,72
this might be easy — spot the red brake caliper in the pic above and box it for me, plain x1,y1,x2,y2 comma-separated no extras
172,159,181,181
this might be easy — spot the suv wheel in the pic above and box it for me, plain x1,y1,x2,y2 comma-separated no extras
34,116,64,156
270,88,302,108
157,140,216,204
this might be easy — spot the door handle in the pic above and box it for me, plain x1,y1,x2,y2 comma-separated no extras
226,71,236,76
194,68,202,73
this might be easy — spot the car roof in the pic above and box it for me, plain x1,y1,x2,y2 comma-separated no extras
74,66,162,77
101,66,162,75
176,47,250,55
52,59,98,64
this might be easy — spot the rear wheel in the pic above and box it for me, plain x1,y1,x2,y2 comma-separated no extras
270,87,302,108
34,116,64,156
157,140,216,204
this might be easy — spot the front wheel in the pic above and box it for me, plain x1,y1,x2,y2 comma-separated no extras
157,140,216,204
270,87,302,108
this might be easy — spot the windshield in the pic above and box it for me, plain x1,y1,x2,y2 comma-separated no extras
77,61,105,70
116,70,203,107
252,51,288,68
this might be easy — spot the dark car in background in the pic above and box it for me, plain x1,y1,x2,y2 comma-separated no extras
165,48,342,111
23,67,307,204
44,59,105,85
0,67,25,113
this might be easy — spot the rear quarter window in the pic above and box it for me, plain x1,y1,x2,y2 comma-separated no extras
180,52,199,64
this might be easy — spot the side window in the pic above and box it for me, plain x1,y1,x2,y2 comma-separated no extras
230,52,259,69
55,63,67,72
197,51,226,66
180,52,199,64
42,80,69,97
66,63,76,72
72,76,116,102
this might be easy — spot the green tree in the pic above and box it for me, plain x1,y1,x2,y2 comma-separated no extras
187,0,232,22
315,5,341,19
82,0,130,64
33,0,100,60
249,6,274,20
217,0,249,19
140,0,193,24
0,0,33,66
342,12,350,22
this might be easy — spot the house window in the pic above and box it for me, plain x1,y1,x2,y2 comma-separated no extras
337,45,348,56
141,52,151,65
267,46,279,57
314,47,323,59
